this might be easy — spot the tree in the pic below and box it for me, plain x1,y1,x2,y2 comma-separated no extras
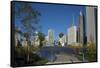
14,2,41,63
38,32,45,48
59,32,64,38
58,33,64,46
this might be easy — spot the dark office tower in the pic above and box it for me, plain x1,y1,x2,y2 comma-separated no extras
78,11,85,45
77,29,79,43
86,6,97,44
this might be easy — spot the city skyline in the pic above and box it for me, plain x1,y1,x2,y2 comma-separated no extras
15,2,86,40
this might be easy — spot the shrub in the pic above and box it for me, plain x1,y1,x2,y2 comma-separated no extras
85,43,97,62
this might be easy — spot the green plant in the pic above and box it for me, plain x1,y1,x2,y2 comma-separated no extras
85,43,96,62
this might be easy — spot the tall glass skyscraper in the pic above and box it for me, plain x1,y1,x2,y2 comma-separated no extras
48,29,54,46
68,25,77,45
86,6,97,44
77,11,85,45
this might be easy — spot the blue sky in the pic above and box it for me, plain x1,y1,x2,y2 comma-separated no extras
15,2,86,40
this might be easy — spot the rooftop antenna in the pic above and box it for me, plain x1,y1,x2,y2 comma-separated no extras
80,11,82,16
69,15,75,27
72,15,74,26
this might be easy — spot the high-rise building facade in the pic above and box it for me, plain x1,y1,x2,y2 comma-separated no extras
63,35,67,45
48,29,54,46
86,6,97,44
77,11,85,45
68,25,77,45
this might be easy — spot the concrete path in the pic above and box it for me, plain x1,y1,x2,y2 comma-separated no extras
46,53,82,64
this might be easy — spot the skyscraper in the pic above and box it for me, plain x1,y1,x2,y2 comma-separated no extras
77,11,85,45
63,35,67,45
68,25,77,45
86,6,97,44
48,29,54,46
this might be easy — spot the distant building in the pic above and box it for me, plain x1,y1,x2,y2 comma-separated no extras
22,40,28,47
67,25,77,45
47,29,54,46
44,36,48,46
15,33,18,46
86,6,97,44
63,35,67,45
77,11,86,45
15,29,22,46
31,31,40,47
31,36,40,46
15,32,28,47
